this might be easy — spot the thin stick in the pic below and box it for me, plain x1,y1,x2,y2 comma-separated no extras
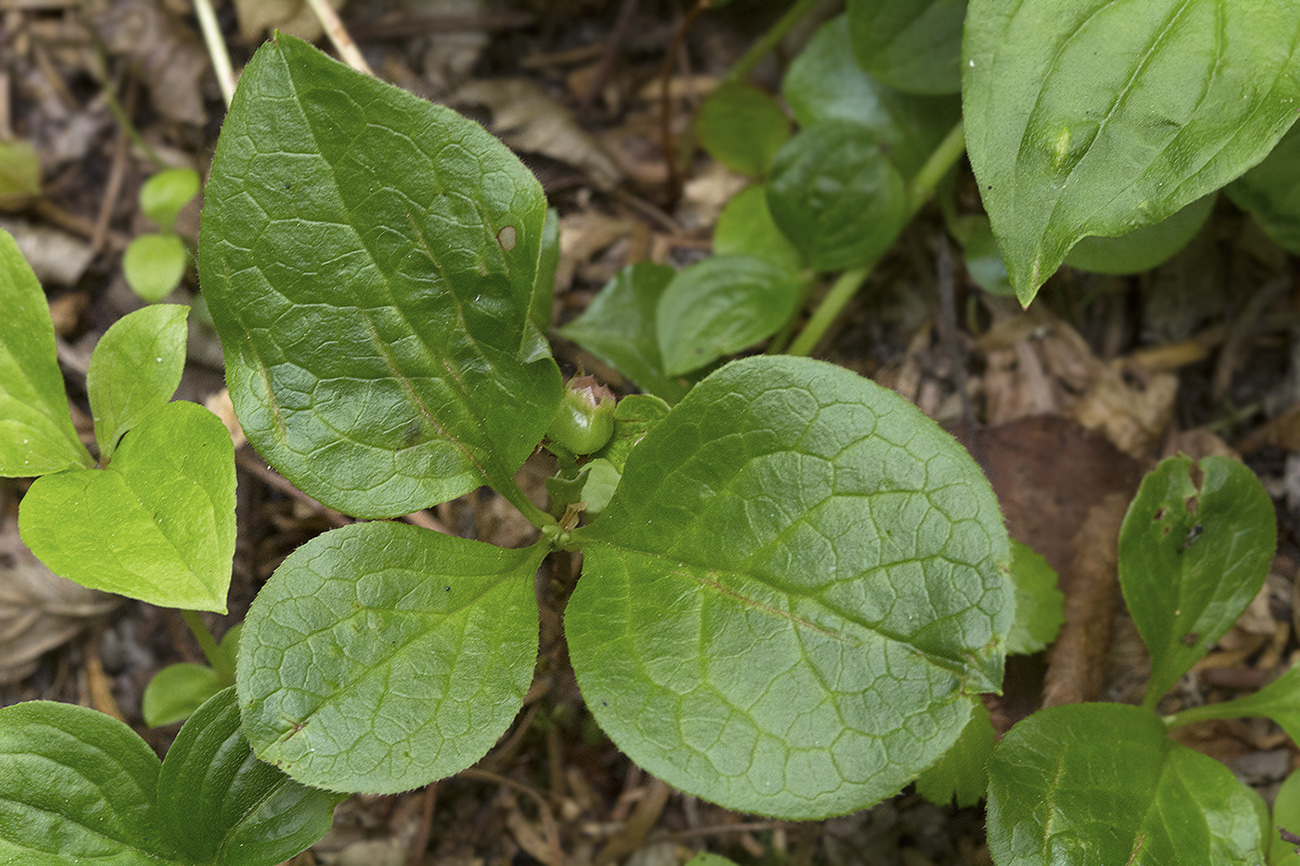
304,0,374,76
192,0,236,107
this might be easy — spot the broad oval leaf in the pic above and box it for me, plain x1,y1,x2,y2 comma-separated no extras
567,356,1011,818
158,687,338,866
0,700,180,865
123,233,188,303
144,662,225,727
0,228,92,476
657,254,802,377
695,83,791,177
560,262,689,404
1064,193,1215,276
20,400,237,612
965,0,1300,304
140,168,200,234
713,185,804,274
846,0,966,95
1228,123,1300,256
87,303,188,462
1118,455,1275,708
782,15,961,179
200,35,561,518
987,703,1266,865
237,521,545,793
767,120,908,273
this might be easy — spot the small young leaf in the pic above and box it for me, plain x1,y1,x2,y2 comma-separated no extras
846,0,966,95
713,185,804,274
656,254,802,376
568,356,1011,818
1005,540,1063,655
1119,455,1275,708
158,687,339,865
0,139,41,211
200,35,561,518
592,393,671,473
915,701,994,808
560,262,689,403
767,121,908,272
0,228,92,476
20,400,236,612
1167,666,1300,747
1229,123,1300,256
1064,193,1215,276
695,83,791,177
987,703,1266,865
959,216,1014,297
144,662,225,727
782,15,960,178
123,233,188,302
237,521,545,793
1271,770,1300,865
0,701,182,865
87,303,189,462
965,0,1300,304
139,168,200,234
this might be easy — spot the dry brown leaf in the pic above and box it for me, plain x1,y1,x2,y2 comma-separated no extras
457,78,623,188
0,531,120,684
1070,362,1178,460
90,0,209,125
232,0,344,43
203,388,247,451
0,217,94,286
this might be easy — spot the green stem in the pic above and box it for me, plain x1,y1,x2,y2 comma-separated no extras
721,0,822,86
180,609,229,676
785,120,967,357
495,472,557,532
102,86,165,170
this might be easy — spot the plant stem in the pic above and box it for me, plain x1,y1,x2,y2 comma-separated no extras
304,0,374,76
180,609,229,675
786,120,967,357
495,472,557,532
721,0,822,86
192,0,236,108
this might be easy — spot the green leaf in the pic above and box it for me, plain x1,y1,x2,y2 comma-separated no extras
560,262,689,403
1167,665,1300,747
767,121,908,272
846,0,966,95
713,185,804,274
0,139,41,211
592,393,671,473
656,254,802,376
1118,455,1275,708
1005,540,1063,655
915,701,994,808
87,304,189,462
782,15,961,178
144,663,225,727
124,233,188,303
959,216,1014,297
964,0,1300,305
1229,123,1300,256
20,400,237,612
686,856,739,866
1065,193,1216,276
695,83,791,177
158,688,338,866
237,521,545,793
1271,770,1300,865
0,228,92,476
200,34,561,518
567,356,1011,818
0,701,182,865
987,703,1266,866
140,169,200,234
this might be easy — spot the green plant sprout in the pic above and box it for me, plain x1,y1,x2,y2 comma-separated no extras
0,0,1299,862
123,168,201,302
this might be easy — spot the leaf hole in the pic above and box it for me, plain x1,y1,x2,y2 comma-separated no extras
497,225,517,251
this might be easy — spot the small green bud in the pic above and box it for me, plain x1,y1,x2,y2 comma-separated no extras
547,376,616,455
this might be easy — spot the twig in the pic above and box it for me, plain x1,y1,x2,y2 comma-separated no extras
580,0,639,110
192,0,236,108
657,0,707,207
303,0,374,76
406,783,437,866
92,127,129,253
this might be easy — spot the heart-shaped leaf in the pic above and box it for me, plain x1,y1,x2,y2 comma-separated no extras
123,233,188,303
846,0,966,95
0,228,92,476
657,254,803,376
20,400,236,612
987,703,1266,865
158,687,340,865
200,34,561,518
964,0,1300,304
237,521,545,793
140,169,200,234
568,356,1011,818
87,304,189,462
1118,455,1275,708
782,15,960,179
767,121,908,273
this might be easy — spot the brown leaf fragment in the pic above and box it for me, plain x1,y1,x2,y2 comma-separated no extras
89,0,209,125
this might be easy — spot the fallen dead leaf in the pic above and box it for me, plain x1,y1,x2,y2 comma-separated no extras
89,0,209,125
232,0,345,42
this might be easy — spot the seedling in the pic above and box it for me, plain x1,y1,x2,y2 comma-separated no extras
123,168,201,302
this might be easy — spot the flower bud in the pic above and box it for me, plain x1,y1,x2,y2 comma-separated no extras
547,376,616,455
